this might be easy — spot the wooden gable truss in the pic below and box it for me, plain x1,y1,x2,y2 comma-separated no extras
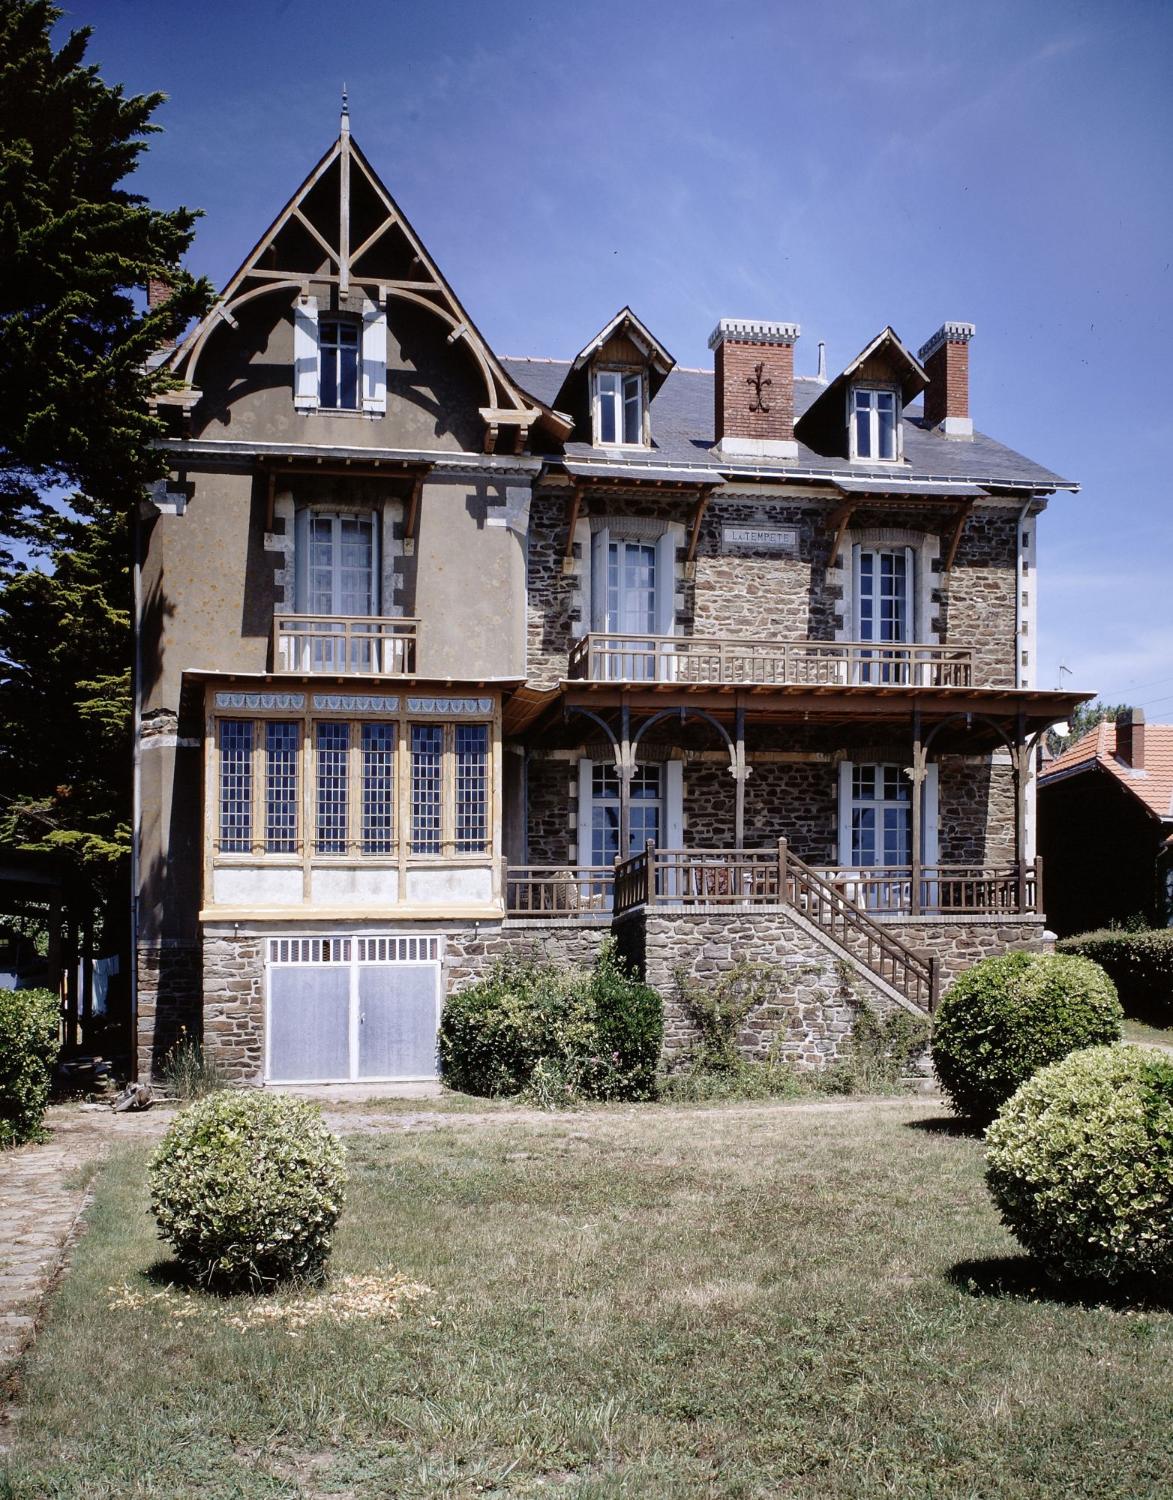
162,115,568,453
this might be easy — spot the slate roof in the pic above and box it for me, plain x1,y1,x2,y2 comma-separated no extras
500,360,1074,490
1039,721,1173,821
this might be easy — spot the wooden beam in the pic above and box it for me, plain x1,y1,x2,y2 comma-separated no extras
827,501,858,565
265,469,276,531
686,490,712,564
339,108,351,294
349,215,396,268
292,207,340,270
563,485,583,575
941,499,974,573
405,476,423,548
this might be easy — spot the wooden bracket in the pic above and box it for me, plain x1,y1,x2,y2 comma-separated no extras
404,476,424,555
562,485,583,575
827,501,858,566
686,490,712,565
941,499,975,574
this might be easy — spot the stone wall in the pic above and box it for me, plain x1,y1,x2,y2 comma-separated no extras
939,508,1018,689
202,935,265,1085
136,942,202,1082
879,916,1051,988
526,493,580,690
526,757,573,864
683,757,838,861
691,499,838,640
444,920,611,989
937,758,1016,864
640,908,879,1067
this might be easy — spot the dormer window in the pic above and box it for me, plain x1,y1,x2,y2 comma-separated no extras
850,386,900,461
320,317,360,410
594,369,645,446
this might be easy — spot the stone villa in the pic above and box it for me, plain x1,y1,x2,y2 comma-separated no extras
134,113,1090,1084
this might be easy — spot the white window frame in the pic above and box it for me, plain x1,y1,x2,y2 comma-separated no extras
853,546,916,645
576,757,683,868
836,760,938,869
294,508,381,617
318,315,362,410
848,385,902,462
593,367,647,447
290,294,386,415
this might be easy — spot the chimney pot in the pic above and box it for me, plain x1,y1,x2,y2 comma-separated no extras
707,319,800,460
1116,708,1145,770
918,321,975,436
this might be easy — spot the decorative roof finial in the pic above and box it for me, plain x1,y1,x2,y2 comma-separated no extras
341,84,349,132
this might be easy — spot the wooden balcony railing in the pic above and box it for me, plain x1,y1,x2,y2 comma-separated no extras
606,848,1040,918
505,865,614,917
273,614,418,676
567,633,973,687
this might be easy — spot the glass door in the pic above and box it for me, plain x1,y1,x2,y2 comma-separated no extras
605,539,657,679
856,548,910,683
306,513,377,671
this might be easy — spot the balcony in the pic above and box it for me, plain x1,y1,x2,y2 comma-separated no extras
567,633,973,687
273,614,418,676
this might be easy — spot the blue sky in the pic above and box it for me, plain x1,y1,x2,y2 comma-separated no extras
71,0,1173,712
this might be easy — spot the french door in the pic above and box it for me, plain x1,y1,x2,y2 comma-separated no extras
601,537,658,679
855,547,912,683
296,511,379,671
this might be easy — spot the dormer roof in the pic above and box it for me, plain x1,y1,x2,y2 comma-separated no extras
794,326,928,459
548,307,676,419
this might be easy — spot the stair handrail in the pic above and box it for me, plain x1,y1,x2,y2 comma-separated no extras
782,844,938,1013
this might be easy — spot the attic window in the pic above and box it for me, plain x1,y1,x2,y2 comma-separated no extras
320,317,360,410
850,386,900,462
594,369,645,446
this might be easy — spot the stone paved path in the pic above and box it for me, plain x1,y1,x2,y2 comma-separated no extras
0,1103,172,1445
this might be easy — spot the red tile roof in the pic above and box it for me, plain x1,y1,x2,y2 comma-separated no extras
1040,721,1173,821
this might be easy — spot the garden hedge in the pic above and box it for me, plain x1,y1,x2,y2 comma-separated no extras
149,1090,347,1288
0,987,60,1148
1056,929,1173,1027
438,939,662,1101
931,950,1122,1121
986,1044,1173,1285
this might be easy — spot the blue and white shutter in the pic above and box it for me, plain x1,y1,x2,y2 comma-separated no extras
292,295,319,411
361,299,388,414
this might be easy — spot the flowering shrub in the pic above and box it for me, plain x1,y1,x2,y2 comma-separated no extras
149,1090,347,1289
931,951,1122,1121
438,939,662,1102
0,987,60,1148
986,1045,1173,1285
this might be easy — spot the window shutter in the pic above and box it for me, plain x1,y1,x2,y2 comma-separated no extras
590,528,609,633
837,760,854,868
370,509,381,614
361,300,387,414
851,544,862,639
294,508,309,612
577,757,594,866
292,296,319,411
654,530,677,637
903,545,916,645
665,761,683,849
922,762,939,864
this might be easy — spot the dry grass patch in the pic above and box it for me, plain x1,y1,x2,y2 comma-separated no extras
2,1096,1171,1499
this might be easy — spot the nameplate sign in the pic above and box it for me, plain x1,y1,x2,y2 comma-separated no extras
721,525,799,555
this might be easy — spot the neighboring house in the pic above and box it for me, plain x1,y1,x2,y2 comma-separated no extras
1037,710,1173,935
134,114,1091,1085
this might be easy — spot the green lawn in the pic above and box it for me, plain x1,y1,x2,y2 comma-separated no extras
4,1098,1171,1499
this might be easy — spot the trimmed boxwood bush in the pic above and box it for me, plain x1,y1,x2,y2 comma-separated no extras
0,987,60,1148
986,1045,1173,1285
438,939,662,1101
149,1091,347,1289
932,951,1122,1121
1057,929,1173,1027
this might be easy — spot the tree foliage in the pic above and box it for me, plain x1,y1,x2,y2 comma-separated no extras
1046,700,1131,758
0,1,212,928
0,0,210,543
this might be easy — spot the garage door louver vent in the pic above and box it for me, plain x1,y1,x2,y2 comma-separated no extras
268,936,440,965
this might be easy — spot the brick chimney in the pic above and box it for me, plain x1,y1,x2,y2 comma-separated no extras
147,276,175,347
917,321,975,437
708,319,800,460
1116,708,1145,770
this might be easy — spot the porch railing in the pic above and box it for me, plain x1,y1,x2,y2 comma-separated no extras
273,614,418,675
807,862,1041,915
612,842,940,1012
567,633,973,687
505,865,614,917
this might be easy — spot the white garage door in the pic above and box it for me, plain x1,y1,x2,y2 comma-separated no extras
266,936,441,1084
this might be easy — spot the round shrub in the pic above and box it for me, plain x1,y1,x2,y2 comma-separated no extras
986,1045,1173,1285
148,1091,347,1288
438,939,663,1102
0,988,61,1149
932,951,1122,1121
